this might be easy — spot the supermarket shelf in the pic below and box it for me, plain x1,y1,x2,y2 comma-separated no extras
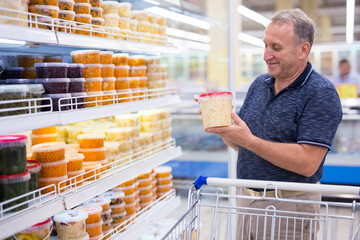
56,31,179,54
108,190,181,240
0,24,57,45
0,94,181,135
0,186,62,240
59,95,181,126
0,23,178,54
62,146,182,209
0,145,182,239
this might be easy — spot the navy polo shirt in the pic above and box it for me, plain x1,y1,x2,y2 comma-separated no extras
237,62,342,183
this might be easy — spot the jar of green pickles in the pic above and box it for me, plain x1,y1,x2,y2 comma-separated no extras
26,160,41,192
0,135,27,175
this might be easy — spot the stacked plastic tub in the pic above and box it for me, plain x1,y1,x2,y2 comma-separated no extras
100,51,116,105
77,204,104,240
34,61,71,111
77,133,106,181
146,56,167,98
113,53,131,102
32,142,68,194
57,0,76,33
154,166,173,199
128,55,147,101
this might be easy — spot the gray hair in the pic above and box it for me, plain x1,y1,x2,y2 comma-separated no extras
271,8,315,47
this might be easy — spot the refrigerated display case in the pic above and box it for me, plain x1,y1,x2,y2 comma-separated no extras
0,0,233,239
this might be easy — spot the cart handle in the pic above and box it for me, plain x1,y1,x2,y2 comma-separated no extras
193,176,360,196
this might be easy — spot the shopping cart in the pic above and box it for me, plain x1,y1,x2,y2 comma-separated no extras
161,176,360,240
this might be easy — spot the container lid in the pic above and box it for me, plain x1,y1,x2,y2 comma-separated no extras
59,10,76,16
156,175,173,181
26,160,41,173
86,91,103,96
106,127,132,134
0,84,28,94
113,184,134,192
68,63,85,68
91,7,103,11
138,177,151,182
139,193,152,198
79,147,106,152
75,14,92,18
0,170,31,184
92,17,104,22
129,55,146,59
34,63,69,68
198,91,232,98
40,158,68,167
84,64,102,68
77,204,102,215
43,93,72,98
85,77,102,82
101,209,111,216
103,90,116,94
116,77,129,81
102,1,119,5
113,53,129,57
99,190,125,201
19,218,53,233
77,133,105,140
139,185,152,190
124,193,135,199
103,218,113,224
74,2,91,6
32,142,65,153
100,51,113,55
70,77,85,82
154,166,172,174
53,209,88,223
87,197,110,206
68,168,85,176
115,65,130,69
86,219,103,228
29,5,60,11
111,211,126,218
31,133,57,138
5,78,36,84
101,64,115,68
118,2,131,7
102,77,116,81
71,92,87,97
71,50,100,55
36,78,70,83
157,183,173,188
38,175,67,182
83,161,102,170
0,135,27,148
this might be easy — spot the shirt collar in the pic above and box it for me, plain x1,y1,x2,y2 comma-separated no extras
265,62,314,89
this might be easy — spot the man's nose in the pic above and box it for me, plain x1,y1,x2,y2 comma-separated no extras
263,49,273,61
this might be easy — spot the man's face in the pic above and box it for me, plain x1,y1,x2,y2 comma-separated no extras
339,62,350,76
263,22,304,80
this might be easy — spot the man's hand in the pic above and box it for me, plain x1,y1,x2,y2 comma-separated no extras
205,112,255,151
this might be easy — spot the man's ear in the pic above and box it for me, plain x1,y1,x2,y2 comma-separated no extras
299,42,311,59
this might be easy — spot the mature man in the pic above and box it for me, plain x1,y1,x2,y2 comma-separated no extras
205,9,342,239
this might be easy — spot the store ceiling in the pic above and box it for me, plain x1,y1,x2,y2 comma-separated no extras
241,0,360,43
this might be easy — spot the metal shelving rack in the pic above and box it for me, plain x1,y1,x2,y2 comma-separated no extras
0,8,184,239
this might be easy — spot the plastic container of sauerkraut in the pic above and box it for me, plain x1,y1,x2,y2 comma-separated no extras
196,92,232,129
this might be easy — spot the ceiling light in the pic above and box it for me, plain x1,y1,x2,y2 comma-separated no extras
167,37,210,51
237,5,270,27
143,0,160,6
0,38,26,45
238,33,264,48
346,0,355,44
145,7,210,30
166,28,210,43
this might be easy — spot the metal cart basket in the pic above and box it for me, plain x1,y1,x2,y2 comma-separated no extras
162,176,360,240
